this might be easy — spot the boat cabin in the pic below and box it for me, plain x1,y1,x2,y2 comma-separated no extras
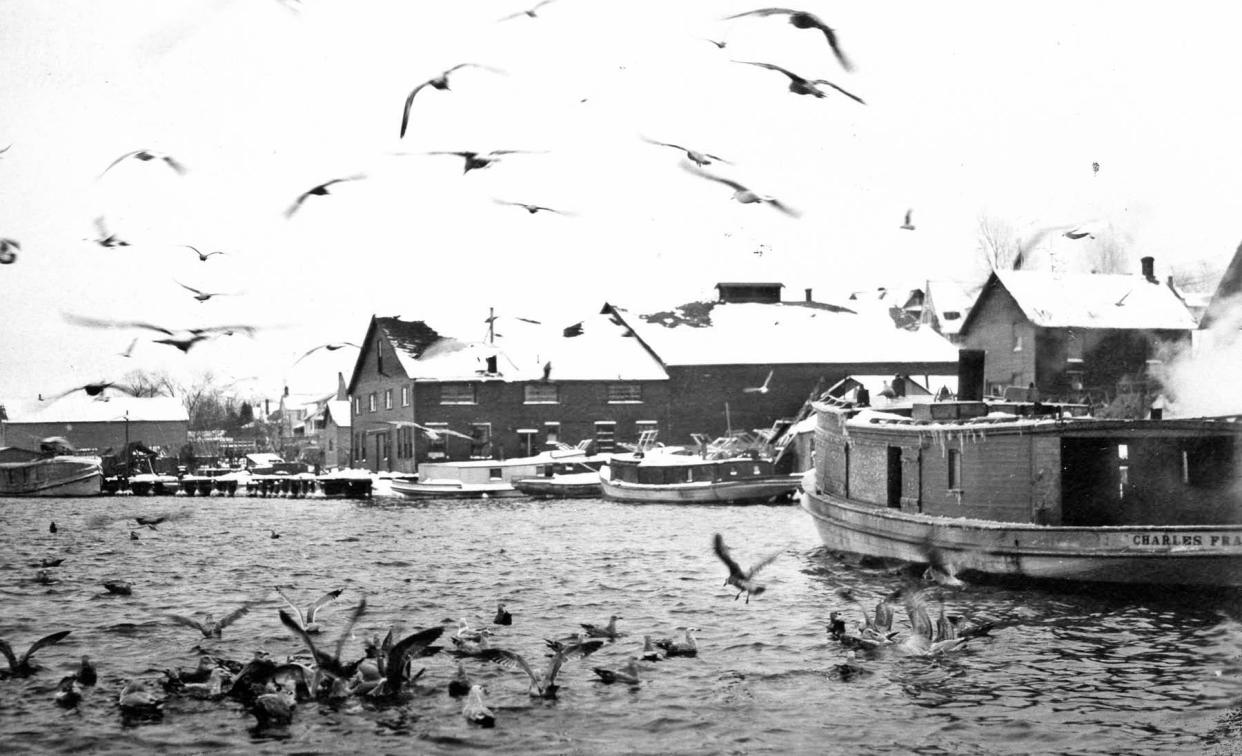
608,453,776,486
814,400,1242,527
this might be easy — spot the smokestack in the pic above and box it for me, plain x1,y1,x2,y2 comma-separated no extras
1141,256,1156,283
805,288,813,302
957,349,985,401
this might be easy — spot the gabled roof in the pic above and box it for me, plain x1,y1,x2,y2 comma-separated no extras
323,400,351,428
349,311,668,388
961,270,1198,333
923,279,982,336
613,300,959,366
5,394,188,423
1201,240,1242,328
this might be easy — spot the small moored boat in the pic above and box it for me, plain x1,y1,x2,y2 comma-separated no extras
394,448,611,500
0,446,103,497
599,435,801,505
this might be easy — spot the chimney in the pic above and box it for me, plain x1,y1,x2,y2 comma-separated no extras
957,349,986,401
336,372,347,401
804,288,813,302
1141,256,1156,283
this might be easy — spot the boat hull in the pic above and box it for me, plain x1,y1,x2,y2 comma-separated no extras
600,472,800,504
801,486,1242,587
512,475,602,499
391,480,524,499
0,457,103,497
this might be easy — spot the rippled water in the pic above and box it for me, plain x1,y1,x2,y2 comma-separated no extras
3,494,1242,754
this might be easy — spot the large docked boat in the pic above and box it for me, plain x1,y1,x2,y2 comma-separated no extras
0,446,103,496
801,392,1242,587
599,435,802,504
393,447,613,499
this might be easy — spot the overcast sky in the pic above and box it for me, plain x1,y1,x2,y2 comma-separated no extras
3,1,1242,411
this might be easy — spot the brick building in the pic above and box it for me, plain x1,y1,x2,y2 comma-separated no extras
959,258,1196,403
2,394,188,454
345,312,669,473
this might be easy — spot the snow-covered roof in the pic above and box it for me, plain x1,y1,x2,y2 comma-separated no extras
924,279,981,336
382,312,668,382
618,301,959,366
5,394,188,424
982,270,1197,330
324,400,351,428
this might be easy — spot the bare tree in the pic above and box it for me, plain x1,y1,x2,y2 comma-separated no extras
976,213,1023,273
1083,228,1131,274
122,369,180,398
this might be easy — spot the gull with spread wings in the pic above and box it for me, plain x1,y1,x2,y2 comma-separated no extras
63,313,258,353
713,533,781,603
285,175,365,218
274,586,343,634
683,164,800,217
427,150,541,174
641,136,730,167
400,64,504,138
479,637,605,698
100,149,187,178
733,60,864,103
177,281,234,303
0,631,71,679
184,245,226,262
725,8,853,71
167,603,252,638
294,342,360,365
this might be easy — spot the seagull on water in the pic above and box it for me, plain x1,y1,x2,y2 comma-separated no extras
285,175,365,218
100,149,187,178
0,630,71,678
448,662,473,697
102,580,133,595
274,586,343,634
641,136,730,167
641,635,664,662
713,533,781,602
400,64,504,138
478,637,604,698
278,598,369,681
742,369,774,394
725,8,852,71
462,684,495,727
655,627,699,658
580,614,624,640
683,164,800,216
0,238,19,265
592,658,641,685
733,60,864,104
167,603,252,638
493,603,512,626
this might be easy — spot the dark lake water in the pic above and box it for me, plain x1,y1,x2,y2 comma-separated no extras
3,493,1242,754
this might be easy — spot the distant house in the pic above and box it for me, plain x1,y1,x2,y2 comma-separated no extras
958,257,1197,403
608,282,960,443
1,395,188,454
345,312,670,473
920,279,982,344
297,374,352,469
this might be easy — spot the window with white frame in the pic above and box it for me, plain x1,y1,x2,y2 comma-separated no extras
440,383,477,405
607,384,642,403
368,393,376,412
384,389,392,410
401,385,409,407
524,384,559,404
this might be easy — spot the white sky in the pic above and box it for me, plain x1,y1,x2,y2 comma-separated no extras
3,1,1242,411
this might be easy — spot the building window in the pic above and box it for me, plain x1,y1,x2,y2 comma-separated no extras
368,393,376,412
607,384,642,404
470,423,492,459
377,338,384,374
353,397,360,416
1012,323,1023,352
384,389,392,410
594,421,617,453
545,421,560,447
524,384,559,404
440,383,476,405
517,428,538,457
401,386,409,407
948,449,961,490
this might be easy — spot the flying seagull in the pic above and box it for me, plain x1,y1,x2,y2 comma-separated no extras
294,342,361,365
177,281,232,303
493,199,571,215
274,586,343,634
742,369,774,394
725,8,852,71
428,150,540,174
733,60,865,103
167,604,252,638
400,64,504,138
285,175,365,218
713,532,781,602
93,217,130,248
683,164,800,216
100,149,187,178
500,0,555,21
704,38,728,49
901,209,916,231
278,597,369,681
0,144,10,157
641,136,730,167
0,238,18,265
63,313,258,353
184,245,226,262
1063,229,1094,240
47,381,141,401
479,637,604,698
1092,161,1100,176
0,631,71,679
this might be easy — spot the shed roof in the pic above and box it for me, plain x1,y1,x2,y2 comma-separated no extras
5,394,189,424
617,301,959,366
968,270,1198,331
